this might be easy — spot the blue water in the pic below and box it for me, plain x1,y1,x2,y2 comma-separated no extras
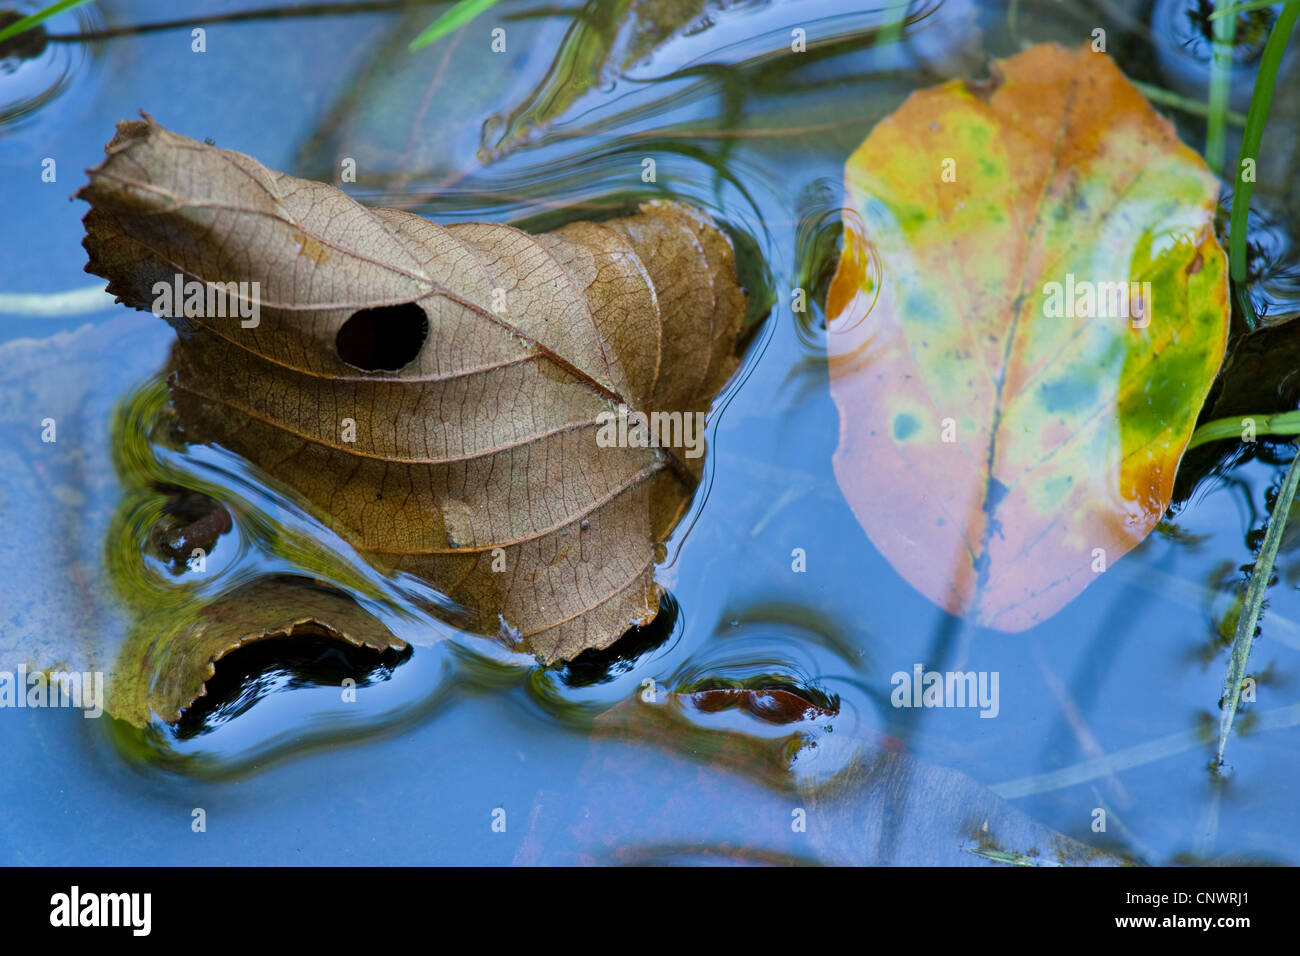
2,0,1300,865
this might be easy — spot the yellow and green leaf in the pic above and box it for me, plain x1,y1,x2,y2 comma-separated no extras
826,43,1230,630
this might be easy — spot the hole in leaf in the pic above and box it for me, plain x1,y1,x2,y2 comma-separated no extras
335,302,428,372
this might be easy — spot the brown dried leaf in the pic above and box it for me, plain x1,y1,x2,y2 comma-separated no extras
114,576,408,727
78,116,746,663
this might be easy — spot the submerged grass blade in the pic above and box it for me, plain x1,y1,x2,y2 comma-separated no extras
1206,0,1237,172
0,0,94,44
993,701,1300,799
409,0,501,51
964,846,1062,867
1133,80,1248,125
1229,1,1300,293
1217,448,1300,764
1210,0,1290,19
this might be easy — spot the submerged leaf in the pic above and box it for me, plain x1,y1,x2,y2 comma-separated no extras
78,116,746,664
0,316,413,727
480,0,711,158
513,691,1123,865
826,43,1230,630
296,0,719,189
0,314,172,689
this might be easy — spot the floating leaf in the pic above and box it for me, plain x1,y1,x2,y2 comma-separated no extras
78,116,746,664
826,43,1230,630
115,576,407,726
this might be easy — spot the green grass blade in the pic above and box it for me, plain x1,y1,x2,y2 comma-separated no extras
0,0,94,44
1187,409,1300,450
1229,1,1300,287
1217,448,1300,764
409,0,502,52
